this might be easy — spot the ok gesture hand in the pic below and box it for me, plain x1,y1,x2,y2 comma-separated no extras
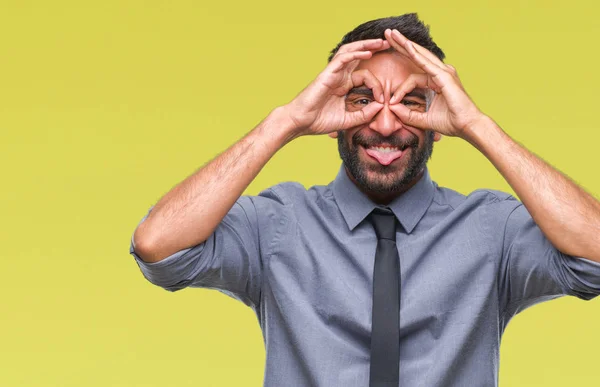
384,29,485,139
285,39,390,138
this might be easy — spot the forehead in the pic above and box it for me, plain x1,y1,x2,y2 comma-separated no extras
354,50,424,89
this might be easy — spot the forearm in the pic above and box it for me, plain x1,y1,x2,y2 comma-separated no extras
463,116,600,262
134,106,298,263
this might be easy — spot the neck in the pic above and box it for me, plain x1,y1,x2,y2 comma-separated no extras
345,167,424,206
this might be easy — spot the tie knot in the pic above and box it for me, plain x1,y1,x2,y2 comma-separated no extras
369,207,397,241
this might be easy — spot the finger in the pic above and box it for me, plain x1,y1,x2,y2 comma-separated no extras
390,29,447,69
390,73,440,105
398,38,465,93
341,101,383,130
335,38,390,56
385,29,447,78
383,29,410,57
328,50,373,73
407,40,458,76
403,40,451,86
351,69,384,103
388,103,429,130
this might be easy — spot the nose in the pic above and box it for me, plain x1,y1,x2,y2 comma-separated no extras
368,103,404,137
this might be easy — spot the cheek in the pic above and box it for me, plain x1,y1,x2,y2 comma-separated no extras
400,124,425,141
343,128,360,143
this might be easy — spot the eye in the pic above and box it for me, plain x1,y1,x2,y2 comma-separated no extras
401,99,426,111
345,93,375,111
401,99,419,106
354,98,372,106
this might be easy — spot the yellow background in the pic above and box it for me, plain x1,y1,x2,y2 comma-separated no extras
1,0,599,386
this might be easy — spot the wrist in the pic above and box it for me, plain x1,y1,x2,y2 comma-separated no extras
261,106,304,147
274,103,309,139
462,114,505,151
461,114,492,143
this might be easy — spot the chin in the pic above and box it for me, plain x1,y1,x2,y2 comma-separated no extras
362,169,406,191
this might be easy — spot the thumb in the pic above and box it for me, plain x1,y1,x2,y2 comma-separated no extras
389,104,429,129
341,102,383,130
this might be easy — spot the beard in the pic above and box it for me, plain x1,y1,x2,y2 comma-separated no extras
337,129,435,193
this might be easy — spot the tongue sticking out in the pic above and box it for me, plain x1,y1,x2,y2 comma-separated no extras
364,147,405,165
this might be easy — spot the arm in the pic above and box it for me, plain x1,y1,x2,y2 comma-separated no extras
463,116,600,262
132,39,389,264
384,28,600,262
133,109,295,263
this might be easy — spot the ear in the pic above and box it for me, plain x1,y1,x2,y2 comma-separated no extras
433,132,443,142
328,131,339,139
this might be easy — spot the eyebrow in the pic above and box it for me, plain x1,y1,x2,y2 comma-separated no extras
404,89,428,101
346,87,374,98
346,87,428,101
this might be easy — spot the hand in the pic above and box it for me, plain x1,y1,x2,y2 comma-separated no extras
384,29,486,139
283,39,390,138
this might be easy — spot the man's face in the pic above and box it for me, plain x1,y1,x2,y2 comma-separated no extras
333,50,441,194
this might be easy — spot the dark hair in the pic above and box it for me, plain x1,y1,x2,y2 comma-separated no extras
328,13,445,62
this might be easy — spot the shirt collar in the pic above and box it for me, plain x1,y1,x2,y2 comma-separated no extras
331,163,435,233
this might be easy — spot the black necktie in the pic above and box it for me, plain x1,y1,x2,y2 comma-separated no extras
368,207,400,387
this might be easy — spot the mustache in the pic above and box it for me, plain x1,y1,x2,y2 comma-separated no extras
353,132,419,149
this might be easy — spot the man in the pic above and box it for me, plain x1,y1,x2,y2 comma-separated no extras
129,13,600,387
